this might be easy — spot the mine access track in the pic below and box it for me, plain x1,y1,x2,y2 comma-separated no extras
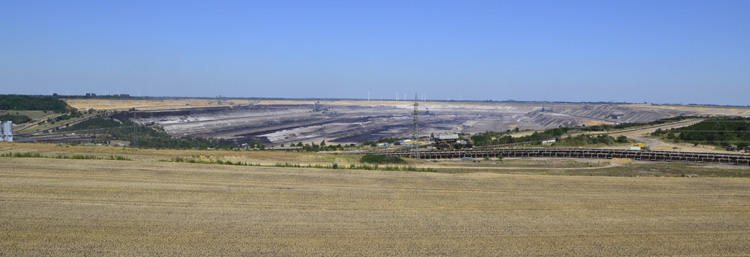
372,148,750,166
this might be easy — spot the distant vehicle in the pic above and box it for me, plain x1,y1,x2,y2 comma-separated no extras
630,143,646,151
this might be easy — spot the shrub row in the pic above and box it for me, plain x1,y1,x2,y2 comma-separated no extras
170,157,261,166
164,158,436,172
0,152,131,161
274,162,436,172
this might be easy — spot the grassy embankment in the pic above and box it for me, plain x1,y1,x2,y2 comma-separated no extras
2,142,749,177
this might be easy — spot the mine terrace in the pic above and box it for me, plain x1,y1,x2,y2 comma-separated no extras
39,98,748,147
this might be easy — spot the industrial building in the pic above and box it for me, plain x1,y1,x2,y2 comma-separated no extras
607,111,626,120
1,121,12,142
432,133,472,150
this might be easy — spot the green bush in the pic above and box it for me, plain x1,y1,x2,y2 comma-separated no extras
0,95,71,112
654,117,750,148
360,154,406,164
0,114,32,124
62,117,120,131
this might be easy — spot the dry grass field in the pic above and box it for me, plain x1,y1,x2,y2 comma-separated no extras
63,98,257,110
2,144,750,256
629,103,750,117
65,98,750,115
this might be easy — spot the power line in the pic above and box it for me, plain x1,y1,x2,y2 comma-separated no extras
133,110,138,148
412,94,419,159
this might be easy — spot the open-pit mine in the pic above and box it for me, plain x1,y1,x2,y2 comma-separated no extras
60,98,750,146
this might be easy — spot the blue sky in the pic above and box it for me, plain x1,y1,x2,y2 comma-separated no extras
1,0,749,105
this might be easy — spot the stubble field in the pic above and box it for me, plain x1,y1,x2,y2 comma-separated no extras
2,153,750,256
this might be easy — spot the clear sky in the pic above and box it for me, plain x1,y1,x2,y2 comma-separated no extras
1,1,749,105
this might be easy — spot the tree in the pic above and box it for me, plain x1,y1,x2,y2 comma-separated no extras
616,135,628,143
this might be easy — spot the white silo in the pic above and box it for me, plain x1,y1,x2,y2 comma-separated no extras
2,121,12,142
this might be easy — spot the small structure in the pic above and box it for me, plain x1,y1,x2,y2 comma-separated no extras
376,142,393,147
433,133,472,150
726,145,739,151
1,121,12,142
313,101,327,112
438,134,459,140
608,111,625,120
630,143,646,151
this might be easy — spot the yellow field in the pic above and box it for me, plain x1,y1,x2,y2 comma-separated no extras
63,98,258,110
62,98,490,110
629,103,750,116
64,98,750,115
63,98,419,110
2,144,750,256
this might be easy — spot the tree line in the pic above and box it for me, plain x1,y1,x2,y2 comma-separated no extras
653,117,750,148
471,127,573,146
579,116,694,132
0,95,71,113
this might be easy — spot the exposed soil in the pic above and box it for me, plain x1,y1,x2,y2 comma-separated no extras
62,99,750,146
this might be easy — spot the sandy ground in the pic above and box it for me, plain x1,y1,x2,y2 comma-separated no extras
629,103,750,116
64,98,258,110
2,156,750,256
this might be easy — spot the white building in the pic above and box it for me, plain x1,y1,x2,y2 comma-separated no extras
438,134,459,140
